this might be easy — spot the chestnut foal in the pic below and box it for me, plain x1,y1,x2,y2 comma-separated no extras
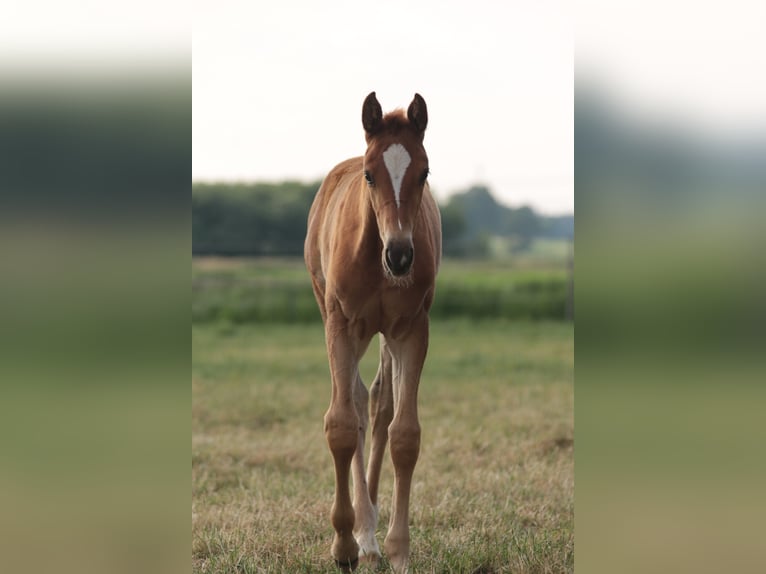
305,92,441,572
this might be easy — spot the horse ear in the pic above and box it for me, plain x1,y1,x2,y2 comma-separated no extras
407,93,428,134
362,91,383,136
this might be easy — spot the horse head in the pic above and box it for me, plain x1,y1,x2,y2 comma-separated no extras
361,91,429,282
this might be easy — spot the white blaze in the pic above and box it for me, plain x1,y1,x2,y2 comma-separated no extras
382,143,411,213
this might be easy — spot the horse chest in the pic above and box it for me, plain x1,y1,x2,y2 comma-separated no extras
332,274,428,338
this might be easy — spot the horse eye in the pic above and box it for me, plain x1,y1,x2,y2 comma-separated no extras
420,168,430,184
364,170,375,186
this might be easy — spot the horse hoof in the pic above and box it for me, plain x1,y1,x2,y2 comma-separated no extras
334,557,359,572
358,549,382,567
355,531,381,566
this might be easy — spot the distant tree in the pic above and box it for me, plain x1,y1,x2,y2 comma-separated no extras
540,215,575,239
191,179,572,258
439,202,468,257
446,185,506,240
444,183,572,253
192,181,320,256
506,206,541,251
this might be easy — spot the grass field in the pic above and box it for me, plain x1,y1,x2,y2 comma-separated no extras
192,249,572,324
192,319,573,573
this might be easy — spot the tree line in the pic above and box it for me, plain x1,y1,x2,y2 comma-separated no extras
192,181,572,257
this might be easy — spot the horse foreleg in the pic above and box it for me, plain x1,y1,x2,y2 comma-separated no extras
350,373,381,564
384,317,428,574
323,316,360,571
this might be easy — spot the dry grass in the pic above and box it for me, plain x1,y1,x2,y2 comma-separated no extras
192,320,573,573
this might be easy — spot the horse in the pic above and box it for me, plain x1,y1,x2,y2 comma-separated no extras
304,92,441,572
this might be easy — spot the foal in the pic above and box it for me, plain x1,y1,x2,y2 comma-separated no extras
305,92,441,572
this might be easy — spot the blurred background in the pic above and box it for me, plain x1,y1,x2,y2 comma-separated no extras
0,3,189,574
576,2,766,573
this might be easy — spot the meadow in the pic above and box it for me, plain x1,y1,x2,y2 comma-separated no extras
192,254,573,573
192,242,572,324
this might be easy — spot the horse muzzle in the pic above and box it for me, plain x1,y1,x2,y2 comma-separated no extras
384,239,414,277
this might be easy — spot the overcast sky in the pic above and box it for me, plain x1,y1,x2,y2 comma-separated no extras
576,1,766,136
193,0,574,214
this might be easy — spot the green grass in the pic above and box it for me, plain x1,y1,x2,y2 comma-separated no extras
192,320,573,573
192,255,572,323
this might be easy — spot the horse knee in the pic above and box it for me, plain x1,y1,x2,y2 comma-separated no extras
325,408,359,458
389,420,421,469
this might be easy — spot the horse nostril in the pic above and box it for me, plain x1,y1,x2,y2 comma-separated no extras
384,243,414,276
385,248,394,269
403,246,413,266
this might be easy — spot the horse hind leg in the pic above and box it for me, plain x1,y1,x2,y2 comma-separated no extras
354,335,393,562
368,337,394,506
351,373,381,564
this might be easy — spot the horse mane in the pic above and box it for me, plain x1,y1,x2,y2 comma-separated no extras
378,109,412,135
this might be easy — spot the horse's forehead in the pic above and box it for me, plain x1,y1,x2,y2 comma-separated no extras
368,138,425,165
382,143,411,174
